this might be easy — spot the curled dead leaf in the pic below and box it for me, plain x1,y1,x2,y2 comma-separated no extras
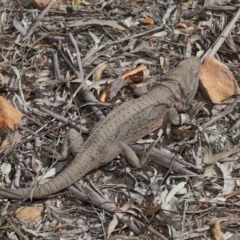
34,0,61,9
108,202,132,238
142,17,154,25
212,220,223,240
122,65,147,83
0,97,22,130
100,65,147,102
15,204,44,222
172,128,195,139
92,64,107,82
200,57,240,103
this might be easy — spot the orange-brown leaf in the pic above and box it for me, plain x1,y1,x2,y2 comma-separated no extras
100,65,147,101
212,221,223,240
0,97,22,130
122,65,147,83
142,17,154,25
200,57,240,103
15,204,43,222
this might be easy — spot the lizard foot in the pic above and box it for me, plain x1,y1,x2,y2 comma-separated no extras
120,136,160,168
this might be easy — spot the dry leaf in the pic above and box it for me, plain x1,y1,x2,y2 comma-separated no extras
107,202,131,238
122,65,147,83
200,57,240,103
165,182,186,204
32,152,43,173
143,204,162,216
67,20,126,31
100,76,125,102
0,97,22,130
172,128,195,139
0,138,10,154
100,65,147,101
0,162,11,178
92,64,107,82
212,220,223,240
15,204,44,222
204,147,240,164
34,0,62,9
74,0,82,5
142,17,154,25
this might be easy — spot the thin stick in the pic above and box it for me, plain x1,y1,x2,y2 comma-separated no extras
22,0,56,41
202,8,240,60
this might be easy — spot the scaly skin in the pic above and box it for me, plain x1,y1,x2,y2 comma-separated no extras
0,57,201,199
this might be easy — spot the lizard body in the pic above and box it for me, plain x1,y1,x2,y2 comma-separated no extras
0,57,200,199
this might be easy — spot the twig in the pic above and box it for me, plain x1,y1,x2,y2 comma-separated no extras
25,32,52,55
69,33,83,79
39,106,89,133
130,144,204,181
22,0,56,41
59,39,105,121
133,219,168,240
83,25,165,63
69,184,141,235
53,50,61,79
202,8,240,60
35,31,87,49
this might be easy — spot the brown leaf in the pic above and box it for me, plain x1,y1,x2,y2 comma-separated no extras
142,17,154,25
0,97,22,130
143,205,162,216
34,0,61,9
15,204,44,222
212,220,223,240
92,64,107,82
122,65,147,83
100,65,147,101
172,128,195,139
200,57,240,103
74,0,81,5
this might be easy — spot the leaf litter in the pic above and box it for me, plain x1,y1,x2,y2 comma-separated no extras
0,0,240,239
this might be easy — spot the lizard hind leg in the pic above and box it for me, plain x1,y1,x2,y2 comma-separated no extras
43,129,83,160
120,140,159,168
120,142,143,168
120,127,164,168
60,128,84,158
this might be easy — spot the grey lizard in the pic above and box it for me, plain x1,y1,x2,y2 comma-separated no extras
0,57,201,199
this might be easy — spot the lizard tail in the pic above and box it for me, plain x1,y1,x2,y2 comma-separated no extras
0,169,84,199
0,186,31,199
0,152,95,199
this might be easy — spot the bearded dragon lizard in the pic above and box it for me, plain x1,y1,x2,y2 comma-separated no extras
0,57,201,199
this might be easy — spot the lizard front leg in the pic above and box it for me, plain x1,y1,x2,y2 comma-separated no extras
120,107,192,168
168,107,191,125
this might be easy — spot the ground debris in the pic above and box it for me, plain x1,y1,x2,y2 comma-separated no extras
0,0,240,239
